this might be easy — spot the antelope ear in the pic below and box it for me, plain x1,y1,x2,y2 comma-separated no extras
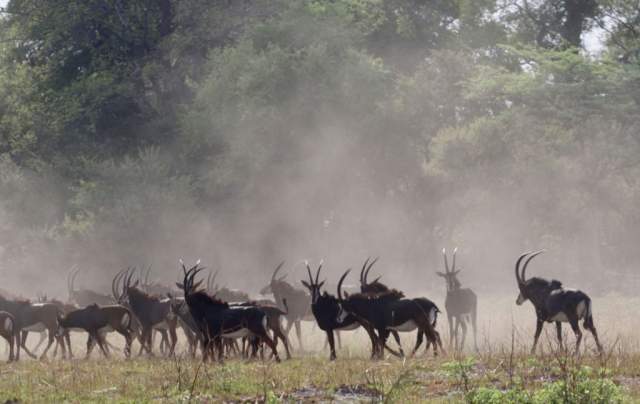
301,280,311,289
318,280,325,289
436,272,446,277
175,282,184,289
344,291,350,298
454,269,461,274
132,280,139,288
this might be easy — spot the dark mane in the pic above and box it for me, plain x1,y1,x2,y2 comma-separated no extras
527,277,562,290
128,287,163,303
188,291,229,308
347,289,405,301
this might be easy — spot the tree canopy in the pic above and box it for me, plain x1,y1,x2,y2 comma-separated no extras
0,0,638,292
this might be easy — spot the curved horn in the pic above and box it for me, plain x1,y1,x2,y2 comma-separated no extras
67,265,78,295
145,265,152,286
515,252,529,285
112,269,124,300
452,247,458,271
337,269,351,301
360,258,370,285
364,257,379,285
304,261,314,286
442,248,449,273
315,260,323,284
272,261,285,281
521,250,544,283
70,266,81,292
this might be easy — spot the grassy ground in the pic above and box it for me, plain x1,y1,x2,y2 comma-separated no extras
0,340,638,403
1,294,639,402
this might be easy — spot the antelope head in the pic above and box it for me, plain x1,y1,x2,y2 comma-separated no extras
336,268,352,323
514,250,545,305
260,261,287,295
300,260,325,304
359,257,383,292
177,259,204,297
436,248,462,291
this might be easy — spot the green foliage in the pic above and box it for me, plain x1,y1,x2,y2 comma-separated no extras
1,0,640,281
467,367,626,404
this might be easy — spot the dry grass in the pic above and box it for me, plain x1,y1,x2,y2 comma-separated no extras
0,294,638,403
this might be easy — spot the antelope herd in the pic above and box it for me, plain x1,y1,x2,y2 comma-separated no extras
0,250,604,363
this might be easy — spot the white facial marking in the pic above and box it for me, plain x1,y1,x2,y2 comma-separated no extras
337,309,348,323
121,313,130,328
516,293,526,305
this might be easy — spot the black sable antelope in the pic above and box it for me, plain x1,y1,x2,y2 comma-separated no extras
436,248,478,351
0,295,64,360
179,260,281,363
117,268,178,356
0,311,18,362
57,304,133,358
515,251,603,354
260,262,312,351
359,257,387,293
337,270,444,359
358,257,441,357
67,266,115,307
301,261,363,360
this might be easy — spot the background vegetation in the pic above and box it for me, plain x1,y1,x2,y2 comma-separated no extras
0,0,639,294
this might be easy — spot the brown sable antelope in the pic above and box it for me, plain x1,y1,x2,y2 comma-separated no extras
515,251,603,354
0,311,18,362
34,294,81,358
337,269,444,359
207,270,251,302
179,260,281,363
57,304,133,358
67,266,115,307
117,268,178,356
437,248,478,351
259,262,312,351
0,295,65,360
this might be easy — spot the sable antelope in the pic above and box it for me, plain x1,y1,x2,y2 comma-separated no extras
357,257,416,357
207,270,250,302
0,295,65,360
179,260,281,363
141,266,178,297
67,266,115,307
301,261,371,360
34,294,80,358
260,262,312,351
230,300,292,360
168,296,204,357
57,304,134,358
0,311,18,362
359,257,388,294
437,248,478,351
515,251,603,354
337,270,443,359
116,268,178,356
